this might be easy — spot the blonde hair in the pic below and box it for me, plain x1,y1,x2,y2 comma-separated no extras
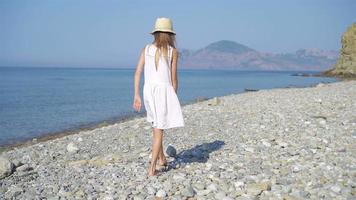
153,32,176,68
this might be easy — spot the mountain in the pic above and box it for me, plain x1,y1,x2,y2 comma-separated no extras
324,23,356,77
179,40,338,71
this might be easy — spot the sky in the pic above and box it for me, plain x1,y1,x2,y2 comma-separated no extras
0,0,355,68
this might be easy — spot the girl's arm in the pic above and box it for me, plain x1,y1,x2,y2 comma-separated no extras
171,48,179,93
133,47,145,112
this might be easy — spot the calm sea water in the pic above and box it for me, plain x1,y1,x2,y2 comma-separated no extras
0,67,336,146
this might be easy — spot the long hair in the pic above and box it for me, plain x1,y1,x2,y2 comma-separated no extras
153,32,176,68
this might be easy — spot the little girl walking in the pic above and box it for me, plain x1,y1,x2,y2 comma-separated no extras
133,17,185,176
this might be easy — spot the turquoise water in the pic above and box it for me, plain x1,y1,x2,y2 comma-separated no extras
0,67,336,146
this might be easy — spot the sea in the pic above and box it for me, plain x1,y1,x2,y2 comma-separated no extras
0,66,337,147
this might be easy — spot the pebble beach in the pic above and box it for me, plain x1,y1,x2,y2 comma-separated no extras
0,80,355,200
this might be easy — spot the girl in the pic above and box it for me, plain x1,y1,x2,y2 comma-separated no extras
132,17,185,176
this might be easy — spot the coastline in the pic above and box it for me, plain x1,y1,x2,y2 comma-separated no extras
1,80,355,199
0,113,146,153
0,79,338,153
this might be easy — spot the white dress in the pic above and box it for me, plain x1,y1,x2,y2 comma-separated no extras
143,44,185,129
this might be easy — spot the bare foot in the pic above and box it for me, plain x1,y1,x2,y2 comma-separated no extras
148,169,159,176
159,155,168,166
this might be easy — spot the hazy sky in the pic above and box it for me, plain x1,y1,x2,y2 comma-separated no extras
0,0,355,67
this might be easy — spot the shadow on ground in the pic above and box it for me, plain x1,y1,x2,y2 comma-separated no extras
165,140,225,172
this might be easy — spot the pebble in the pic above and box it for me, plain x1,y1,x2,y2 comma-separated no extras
66,142,79,153
166,144,177,157
208,97,221,106
16,164,33,172
206,183,218,192
215,191,227,199
172,173,186,181
0,156,14,179
146,186,156,195
5,186,24,198
156,189,166,198
330,185,342,194
181,185,195,197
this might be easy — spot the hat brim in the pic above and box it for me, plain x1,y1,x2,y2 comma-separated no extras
150,29,176,35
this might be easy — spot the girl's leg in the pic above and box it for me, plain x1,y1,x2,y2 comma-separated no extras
148,128,163,176
158,132,167,165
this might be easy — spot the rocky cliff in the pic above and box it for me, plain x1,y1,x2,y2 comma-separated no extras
179,40,338,71
324,23,356,77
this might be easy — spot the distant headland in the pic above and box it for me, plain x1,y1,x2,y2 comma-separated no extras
179,40,338,71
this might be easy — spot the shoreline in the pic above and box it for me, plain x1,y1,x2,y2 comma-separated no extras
0,113,145,153
0,79,339,153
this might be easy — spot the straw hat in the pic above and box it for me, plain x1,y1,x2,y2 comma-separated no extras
150,17,176,35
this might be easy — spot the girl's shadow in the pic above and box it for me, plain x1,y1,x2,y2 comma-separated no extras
164,140,225,172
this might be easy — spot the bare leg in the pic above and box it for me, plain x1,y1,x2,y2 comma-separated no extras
148,128,163,176
158,132,167,165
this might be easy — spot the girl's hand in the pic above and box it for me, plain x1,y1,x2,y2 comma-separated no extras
133,96,142,112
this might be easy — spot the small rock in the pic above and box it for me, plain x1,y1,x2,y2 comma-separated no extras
246,182,271,196
196,96,208,102
156,189,166,198
330,185,341,194
132,124,140,129
181,185,195,197
316,83,325,87
275,140,288,148
214,191,227,199
205,162,213,170
193,183,205,190
66,142,79,153
196,189,211,196
16,164,33,172
351,187,356,196
206,183,218,192
292,164,302,173
352,132,356,139
246,186,262,196
147,186,156,195
236,195,254,200
262,141,271,147
245,147,254,153
5,185,23,198
133,195,145,200
166,144,177,157
74,189,85,198
283,194,303,200
234,181,244,189
173,173,186,181
318,119,326,126
208,97,221,106
315,98,322,103
0,156,14,179
12,159,23,168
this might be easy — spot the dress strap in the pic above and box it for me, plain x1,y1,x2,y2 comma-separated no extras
145,44,150,56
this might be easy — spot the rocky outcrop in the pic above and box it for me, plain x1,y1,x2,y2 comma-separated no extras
324,23,356,78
